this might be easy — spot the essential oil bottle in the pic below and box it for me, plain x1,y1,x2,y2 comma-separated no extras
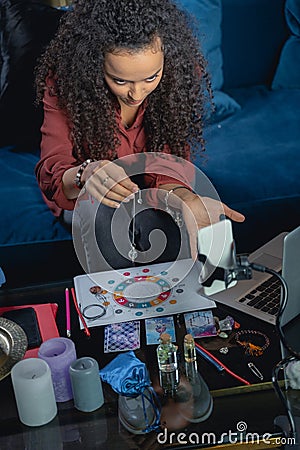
183,334,197,363
156,333,178,372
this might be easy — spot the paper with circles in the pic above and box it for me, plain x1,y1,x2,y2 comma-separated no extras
73,259,216,328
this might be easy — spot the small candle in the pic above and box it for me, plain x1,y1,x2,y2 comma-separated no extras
11,358,57,427
69,357,104,412
38,337,77,402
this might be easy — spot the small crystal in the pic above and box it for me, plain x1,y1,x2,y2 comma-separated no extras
128,245,138,262
219,347,229,354
219,331,228,339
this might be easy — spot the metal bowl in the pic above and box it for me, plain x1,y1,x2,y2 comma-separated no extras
0,317,28,381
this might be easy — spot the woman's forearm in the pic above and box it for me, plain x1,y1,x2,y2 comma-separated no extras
62,166,82,199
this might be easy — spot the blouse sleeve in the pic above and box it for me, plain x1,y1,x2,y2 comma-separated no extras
143,150,195,207
35,79,78,215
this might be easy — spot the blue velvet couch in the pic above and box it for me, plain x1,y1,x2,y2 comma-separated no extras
0,0,299,288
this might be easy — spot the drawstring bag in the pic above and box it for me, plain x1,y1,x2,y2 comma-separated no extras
100,351,161,433
100,351,150,397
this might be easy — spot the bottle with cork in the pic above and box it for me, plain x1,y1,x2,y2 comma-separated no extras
156,333,179,394
183,334,197,363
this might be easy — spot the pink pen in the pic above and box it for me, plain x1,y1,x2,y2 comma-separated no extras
65,288,71,337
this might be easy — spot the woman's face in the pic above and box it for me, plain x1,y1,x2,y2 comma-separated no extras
104,38,164,109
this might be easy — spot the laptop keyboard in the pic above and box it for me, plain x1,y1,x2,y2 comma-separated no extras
238,274,281,316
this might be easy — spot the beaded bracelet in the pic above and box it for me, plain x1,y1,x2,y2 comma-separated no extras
171,185,193,194
234,329,270,356
74,159,94,189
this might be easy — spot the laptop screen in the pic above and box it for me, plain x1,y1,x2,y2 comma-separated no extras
280,226,300,327
279,225,300,357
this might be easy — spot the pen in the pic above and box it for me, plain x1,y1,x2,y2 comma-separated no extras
65,288,71,337
70,287,91,337
195,342,251,386
195,344,224,372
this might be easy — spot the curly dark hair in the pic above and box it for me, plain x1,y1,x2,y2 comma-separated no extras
35,0,211,161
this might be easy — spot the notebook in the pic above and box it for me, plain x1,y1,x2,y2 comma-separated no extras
0,303,59,358
206,225,300,327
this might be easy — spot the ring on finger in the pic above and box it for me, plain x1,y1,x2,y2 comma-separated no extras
101,176,110,186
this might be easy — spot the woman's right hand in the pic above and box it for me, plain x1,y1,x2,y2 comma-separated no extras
81,160,139,208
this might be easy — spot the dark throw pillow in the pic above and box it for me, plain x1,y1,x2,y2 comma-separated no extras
0,0,64,148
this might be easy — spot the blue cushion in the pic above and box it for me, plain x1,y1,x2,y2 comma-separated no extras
272,0,300,89
0,147,71,246
177,0,223,90
209,90,241,123
221,0,288,89
175,0,240,122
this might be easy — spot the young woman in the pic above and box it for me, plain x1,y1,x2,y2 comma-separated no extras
35,0,244,272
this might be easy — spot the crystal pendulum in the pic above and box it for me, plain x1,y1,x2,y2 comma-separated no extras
128,243,138,263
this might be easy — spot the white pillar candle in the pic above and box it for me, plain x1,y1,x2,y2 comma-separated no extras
69,357,104,412
11,358,57,427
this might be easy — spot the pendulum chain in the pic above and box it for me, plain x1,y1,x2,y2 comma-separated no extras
128,191,139,263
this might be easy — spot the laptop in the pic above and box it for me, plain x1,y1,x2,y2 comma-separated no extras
207,225,300,327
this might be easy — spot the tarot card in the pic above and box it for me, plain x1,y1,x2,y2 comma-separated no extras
104,321,140,353
145,316,176,345
184,310,217,338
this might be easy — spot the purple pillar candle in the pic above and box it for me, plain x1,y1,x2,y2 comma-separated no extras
38,337,77,402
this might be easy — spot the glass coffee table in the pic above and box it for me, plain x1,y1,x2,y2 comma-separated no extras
0,280,288,449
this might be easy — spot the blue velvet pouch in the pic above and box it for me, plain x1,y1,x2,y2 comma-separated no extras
100,351,161,433
99,351,151,397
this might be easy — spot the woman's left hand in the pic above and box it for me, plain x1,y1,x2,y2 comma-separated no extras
178,191,245,259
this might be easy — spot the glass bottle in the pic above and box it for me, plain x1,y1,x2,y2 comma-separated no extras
183,334,197,363
156,333,178,372
156,333,179,394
